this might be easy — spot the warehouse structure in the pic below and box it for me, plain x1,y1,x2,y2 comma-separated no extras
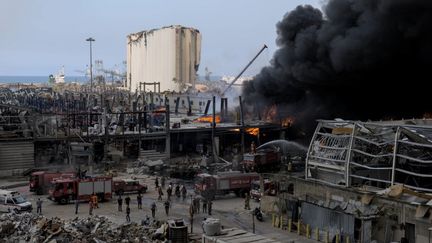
261,119,432,243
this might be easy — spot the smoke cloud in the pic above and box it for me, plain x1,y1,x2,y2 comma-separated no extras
243,0,432,140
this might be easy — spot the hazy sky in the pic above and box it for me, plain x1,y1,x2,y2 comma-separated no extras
0,0,322,77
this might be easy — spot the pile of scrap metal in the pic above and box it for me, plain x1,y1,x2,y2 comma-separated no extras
0,213,169,242
306,119,432,192
127,159,166,175
167,156,202,179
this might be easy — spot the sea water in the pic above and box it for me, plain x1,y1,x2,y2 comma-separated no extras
0,76,87,84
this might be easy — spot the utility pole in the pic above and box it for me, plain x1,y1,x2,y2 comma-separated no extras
86,37,95,92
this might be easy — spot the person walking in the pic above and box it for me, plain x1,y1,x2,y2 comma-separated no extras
36,198,43,215
202,199,207,214
161,176,166,188
75,198,79,214
181,185,187,201
151,201,157,218
155,177,159,189
195,197,200,213
164,200,170,216
126,206,131,222
208,200,213,215
92,193,99,208
167,185,172,201
125,196,131,207
244,192,251,210
137,193,142,209
117,195,123,212
89,200,93,215
158,186,164,201
175,184,180,199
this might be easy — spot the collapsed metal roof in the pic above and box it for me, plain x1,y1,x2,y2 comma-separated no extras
306,119,432,193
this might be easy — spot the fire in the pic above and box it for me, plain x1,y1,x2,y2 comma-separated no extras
195,115,221,123
154,107,166,113
264,104,277,122
423,112,432,119
282,117,295,127
246,128,259,136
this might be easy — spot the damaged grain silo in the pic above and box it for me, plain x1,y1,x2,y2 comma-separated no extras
126,25,201,93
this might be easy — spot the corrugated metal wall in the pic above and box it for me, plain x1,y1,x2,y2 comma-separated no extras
301,202,355,240
0,141,34,170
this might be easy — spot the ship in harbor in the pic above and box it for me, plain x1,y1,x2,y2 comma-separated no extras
48,66,65,84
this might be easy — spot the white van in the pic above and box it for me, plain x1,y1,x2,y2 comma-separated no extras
0,189,32,213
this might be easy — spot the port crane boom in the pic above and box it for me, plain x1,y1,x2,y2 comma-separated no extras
221,44,268,96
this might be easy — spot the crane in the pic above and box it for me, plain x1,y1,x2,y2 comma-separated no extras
221,44,268,96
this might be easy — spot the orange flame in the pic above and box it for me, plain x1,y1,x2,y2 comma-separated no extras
263,104,277,122
154,107,166,113
246,128,259,136
423,112,432,119
195,115,221,123
282,117,295,127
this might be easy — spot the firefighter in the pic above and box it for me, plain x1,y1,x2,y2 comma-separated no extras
161,176,166,188
126,206,131,222
155,177,159,189
208,200,213,215
166,184,173,201
202,199,207,214
137,193,142,209
251,141,257,154
189,202,195,232
164,200,170,216
195,197,200,213
89,200,93,215
125,195,131,207
175,184,180,199
92,193,99,208
181,185,187,201
75,198,79,214
36,198,43,215
117,195,123,212
158,186,164,201
244,192,251,210
151,201,157,218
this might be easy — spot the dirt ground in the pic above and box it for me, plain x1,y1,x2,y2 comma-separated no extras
16,174,316,242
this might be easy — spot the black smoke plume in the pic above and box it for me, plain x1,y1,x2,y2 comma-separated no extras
243,0,432,140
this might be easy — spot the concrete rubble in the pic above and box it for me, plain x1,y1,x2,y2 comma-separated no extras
0,213,168,243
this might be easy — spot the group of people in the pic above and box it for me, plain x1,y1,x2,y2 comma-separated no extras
162,182,187,201
116,194,136,222
114,177,187,222
191,197,213,215
36,175,212,224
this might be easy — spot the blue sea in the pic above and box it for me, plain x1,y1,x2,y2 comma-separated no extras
0,76,88,84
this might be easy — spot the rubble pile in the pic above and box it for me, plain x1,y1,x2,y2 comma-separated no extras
0,213,164,243
126,159,165,175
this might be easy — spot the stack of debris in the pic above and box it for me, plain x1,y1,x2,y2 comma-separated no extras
126,159,165,174
0,213,168,242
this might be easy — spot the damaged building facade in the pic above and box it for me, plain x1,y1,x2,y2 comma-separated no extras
266,119,432,243
126,25,201,93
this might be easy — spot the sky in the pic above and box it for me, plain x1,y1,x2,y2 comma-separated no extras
0,0,323,77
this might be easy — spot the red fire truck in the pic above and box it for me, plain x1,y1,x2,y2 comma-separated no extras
113,179,147,195
241,148,281,172
29,171,76,195
195,171,259,199
48,177,112,204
